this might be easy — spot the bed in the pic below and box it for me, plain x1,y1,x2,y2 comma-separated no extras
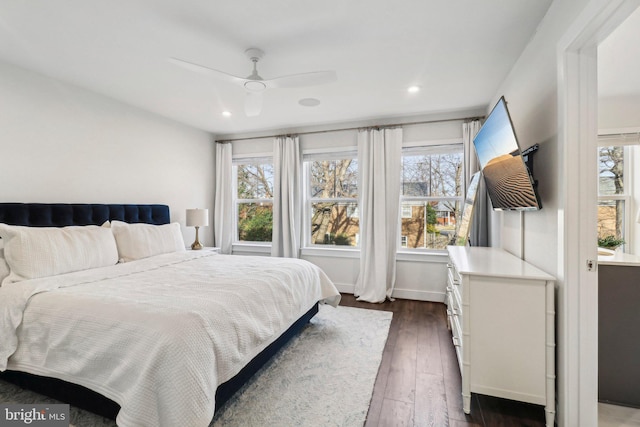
0,203,341,427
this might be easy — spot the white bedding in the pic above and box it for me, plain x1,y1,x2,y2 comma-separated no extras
0,251,340,427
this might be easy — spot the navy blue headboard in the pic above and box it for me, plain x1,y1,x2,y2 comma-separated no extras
0,203,170,227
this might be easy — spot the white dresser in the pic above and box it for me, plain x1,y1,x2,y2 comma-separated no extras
446,246,555,427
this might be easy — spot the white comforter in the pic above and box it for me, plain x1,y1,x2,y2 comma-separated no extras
0,251,340,427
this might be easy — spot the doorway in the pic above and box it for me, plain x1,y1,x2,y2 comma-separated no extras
597,6,640,425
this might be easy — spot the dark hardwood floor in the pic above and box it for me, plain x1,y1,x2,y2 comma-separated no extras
338,294,547,427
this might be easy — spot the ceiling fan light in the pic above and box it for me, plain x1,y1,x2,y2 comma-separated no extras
244,80,267,92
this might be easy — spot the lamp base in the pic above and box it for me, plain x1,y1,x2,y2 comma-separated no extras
191,226,203,250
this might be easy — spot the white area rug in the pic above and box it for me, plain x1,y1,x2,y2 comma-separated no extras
0,305,392,427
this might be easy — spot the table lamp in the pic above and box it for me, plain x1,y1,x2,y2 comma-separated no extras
186,208,209,250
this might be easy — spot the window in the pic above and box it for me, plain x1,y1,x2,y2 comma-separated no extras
598,144,629,250
305,152,359,247
234,158,274,243
400,143,464,250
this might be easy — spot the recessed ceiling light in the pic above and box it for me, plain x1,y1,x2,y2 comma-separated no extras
222,111,232,118
298,98,321,107
407,86,421,94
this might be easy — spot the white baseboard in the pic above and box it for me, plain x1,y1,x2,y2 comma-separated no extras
392,288,445,303
334,283,445,303
334,282,355,294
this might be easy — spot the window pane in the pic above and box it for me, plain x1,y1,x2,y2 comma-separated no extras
237,202,273,242
309,159,358,198
597,199,625,243
598,146,624,196
311,202,359,246
402,152,463,197
400,201,460,250
237,164,274,199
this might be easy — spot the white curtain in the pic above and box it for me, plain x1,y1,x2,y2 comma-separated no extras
214,142,233,254
272,136,301,258
463,120,488,247
463,120,481,179
354,127,402,303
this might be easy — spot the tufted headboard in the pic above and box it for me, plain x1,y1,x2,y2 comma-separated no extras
0,203,170,227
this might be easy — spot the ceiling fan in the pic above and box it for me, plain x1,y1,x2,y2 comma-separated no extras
170,48,337,117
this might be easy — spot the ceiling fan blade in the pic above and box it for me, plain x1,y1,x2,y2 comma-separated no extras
265,70,337,89
244,91,263,117
169,57,247,86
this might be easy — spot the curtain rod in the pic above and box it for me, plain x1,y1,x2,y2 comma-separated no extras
216,115,484,143
599,131,640,137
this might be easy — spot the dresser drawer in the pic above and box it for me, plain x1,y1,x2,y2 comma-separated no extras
451,316,463,374
447,263,461,286
450,285,462,313
451,311,462,344
445,288,454,330
452,309,463,339
447,264,463,307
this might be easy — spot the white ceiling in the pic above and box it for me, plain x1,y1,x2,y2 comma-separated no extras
0,0,555,136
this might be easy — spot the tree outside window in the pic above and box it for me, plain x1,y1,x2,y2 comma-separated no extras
307,157,359,246
598,145,626,249
400,145,463,250
235,161,274,242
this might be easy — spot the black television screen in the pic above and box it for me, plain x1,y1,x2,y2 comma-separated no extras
473,97,541,211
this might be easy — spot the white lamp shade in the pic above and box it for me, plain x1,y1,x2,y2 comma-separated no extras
186,208,209,227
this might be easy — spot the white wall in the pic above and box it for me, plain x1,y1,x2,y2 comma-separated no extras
488,0,591,425
0,61,215,245
632,145,640,255
225,116,470,302
599,95,640,129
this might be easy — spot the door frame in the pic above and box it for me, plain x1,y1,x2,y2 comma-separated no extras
558,0,640,425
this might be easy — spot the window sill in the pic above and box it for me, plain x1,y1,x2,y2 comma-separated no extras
300,247,449,262
396,250,449,263
231,243,448,262
232,242,272,255
301,246,360,258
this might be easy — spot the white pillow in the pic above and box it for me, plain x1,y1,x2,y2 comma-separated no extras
0,248,9,284
0,224,119,285
110,221,185,262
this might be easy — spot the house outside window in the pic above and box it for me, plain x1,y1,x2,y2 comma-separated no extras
234,157,274,243
400,143,464,250
304,150,359,247
598,143,631,251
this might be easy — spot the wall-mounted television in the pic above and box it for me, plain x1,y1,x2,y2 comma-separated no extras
473,97,541,211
